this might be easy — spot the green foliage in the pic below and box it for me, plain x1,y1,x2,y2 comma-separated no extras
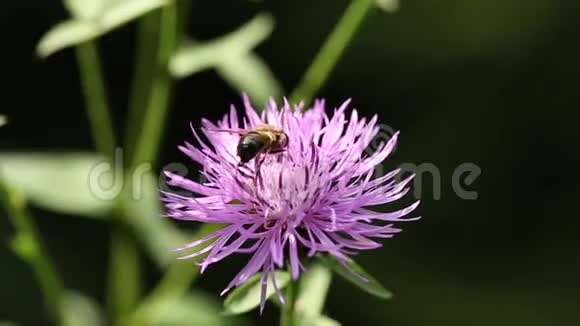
37,21,100,58
375,0,399,12
37,0,168,57
121,171,189,267
64,0,105,20
223,271,291,315
9,232,39,263
290,0,375,105
305,316,342,326
63,290,105,326
0,321,19,326
0,153,112,218
0,183,66,325
157,292,249,326
123,223,226,326
0,152,197,267
295,263,333,325
170,13,273,76
217,53,283,108
170,13,283,105
317,255,393,300
9,0,385,324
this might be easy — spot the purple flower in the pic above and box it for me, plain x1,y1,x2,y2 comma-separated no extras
163,95,419,312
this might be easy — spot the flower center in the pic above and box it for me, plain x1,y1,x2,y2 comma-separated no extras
244,158,311,220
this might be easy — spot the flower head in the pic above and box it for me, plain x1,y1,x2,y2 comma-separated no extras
163,96,419,311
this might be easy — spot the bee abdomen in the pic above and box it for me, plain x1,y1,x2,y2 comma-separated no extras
237,133,266,163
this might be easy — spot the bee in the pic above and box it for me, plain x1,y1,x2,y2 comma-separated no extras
212,124,288,164
237,125,288,163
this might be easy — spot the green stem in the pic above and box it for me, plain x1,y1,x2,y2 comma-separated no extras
119,5,180,324
131,2,177,169
118,3,179,314
126,224,222,326
75,42,116,158
0,182,65,325
75,41,141,320
290,0,374,106
124,12,161,165
280,279,296,326
125,262,200,326
106,223,142,321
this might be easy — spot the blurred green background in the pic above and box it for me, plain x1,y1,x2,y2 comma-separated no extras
1,0,579,325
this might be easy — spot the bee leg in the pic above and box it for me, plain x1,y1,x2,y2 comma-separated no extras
277,150,286,163
267,148,286,163
253,154,267,188
235,161,244,171
268,148,286,154
236,162,253,179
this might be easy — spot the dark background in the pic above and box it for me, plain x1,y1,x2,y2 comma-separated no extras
1,0,580,325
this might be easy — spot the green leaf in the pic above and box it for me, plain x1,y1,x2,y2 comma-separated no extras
100,0,168,32
62,290,105,326
0,115,7,127
0,153,113,218
170,13,282,105
64,0,105,20
217,53,283,106
294,263,338,326
170,13,274,77
375,0,399,12
36,20,100,58
158,291,249,326
169,39,214,78
295,262,332,318
317,255,393,300
122,171,189,267
37,0,168,57
307,315,342,326
223,271,291,315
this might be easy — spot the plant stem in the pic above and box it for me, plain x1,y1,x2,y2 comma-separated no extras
0,182,65,325
125,223,222,326
280,279,296,326
75,40,141,319
130,2,177,169
119,4,179,321
124,12,161,165
290,0,374,106
125,262,200,326
106,223,141,321
118,2,179,314
75,41,116,158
